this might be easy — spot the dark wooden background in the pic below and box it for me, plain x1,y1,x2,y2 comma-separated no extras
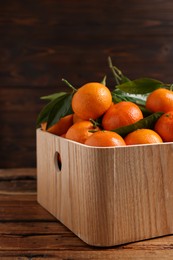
1,0,173,168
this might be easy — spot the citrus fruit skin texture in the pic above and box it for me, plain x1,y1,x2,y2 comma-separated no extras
73,113,84,124
146,88,173,113
65,121,99,144
85,131,126,147
154,111,173,142
41,114,73,136
72,82,112,120
124,129,163,145
102,101,143,130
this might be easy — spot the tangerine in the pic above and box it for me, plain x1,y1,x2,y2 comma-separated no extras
72,82,112,120
85,131,126,147
41,114,73,136
73,113,84,124
102,101,143,130
124,129,163,145
65,121,99,144
146,88,173,113
154,111,173,142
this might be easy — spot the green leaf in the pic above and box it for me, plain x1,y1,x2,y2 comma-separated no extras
36,96,64,128
46,93,73,129
40,92,66,101
138,106,152,117
116,78,165,94
36,92,69,128
112,112,163,137
112,89,148,106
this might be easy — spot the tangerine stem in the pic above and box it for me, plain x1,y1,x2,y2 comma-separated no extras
108,56,121,85
101,75,107,86
62,78,77,92
89,118,101,128
88,129,99,133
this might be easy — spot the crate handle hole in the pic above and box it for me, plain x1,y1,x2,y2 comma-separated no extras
55,152,62,172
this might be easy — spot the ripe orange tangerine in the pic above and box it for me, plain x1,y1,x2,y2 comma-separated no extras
65,121,99,144
154,111,173,142
85,131,126,147
146,88,173,113
102,101,143,130
41,114,73,136
73,113,84,124
124,129,163,145
72,82,112,120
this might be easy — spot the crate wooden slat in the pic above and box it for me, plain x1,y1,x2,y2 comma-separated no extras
37,129,173,246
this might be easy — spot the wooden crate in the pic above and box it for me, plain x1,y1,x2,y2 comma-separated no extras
37,129,173,247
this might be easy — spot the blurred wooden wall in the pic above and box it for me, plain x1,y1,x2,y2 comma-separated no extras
1,0,173,168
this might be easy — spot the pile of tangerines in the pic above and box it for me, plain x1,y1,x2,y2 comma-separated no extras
40,82,173,147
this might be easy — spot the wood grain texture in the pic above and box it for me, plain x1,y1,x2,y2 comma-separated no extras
37,129,173,247
1,0,173,168
0,168,173,259
1,0,173,86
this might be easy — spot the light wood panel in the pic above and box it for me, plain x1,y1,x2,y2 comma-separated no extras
37,129,173,246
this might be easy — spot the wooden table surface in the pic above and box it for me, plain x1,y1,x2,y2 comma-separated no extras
1,168,173,259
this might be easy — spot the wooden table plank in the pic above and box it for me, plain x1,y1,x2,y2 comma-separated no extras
0,249,173,259
0,168,36,193
0,168,173,259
